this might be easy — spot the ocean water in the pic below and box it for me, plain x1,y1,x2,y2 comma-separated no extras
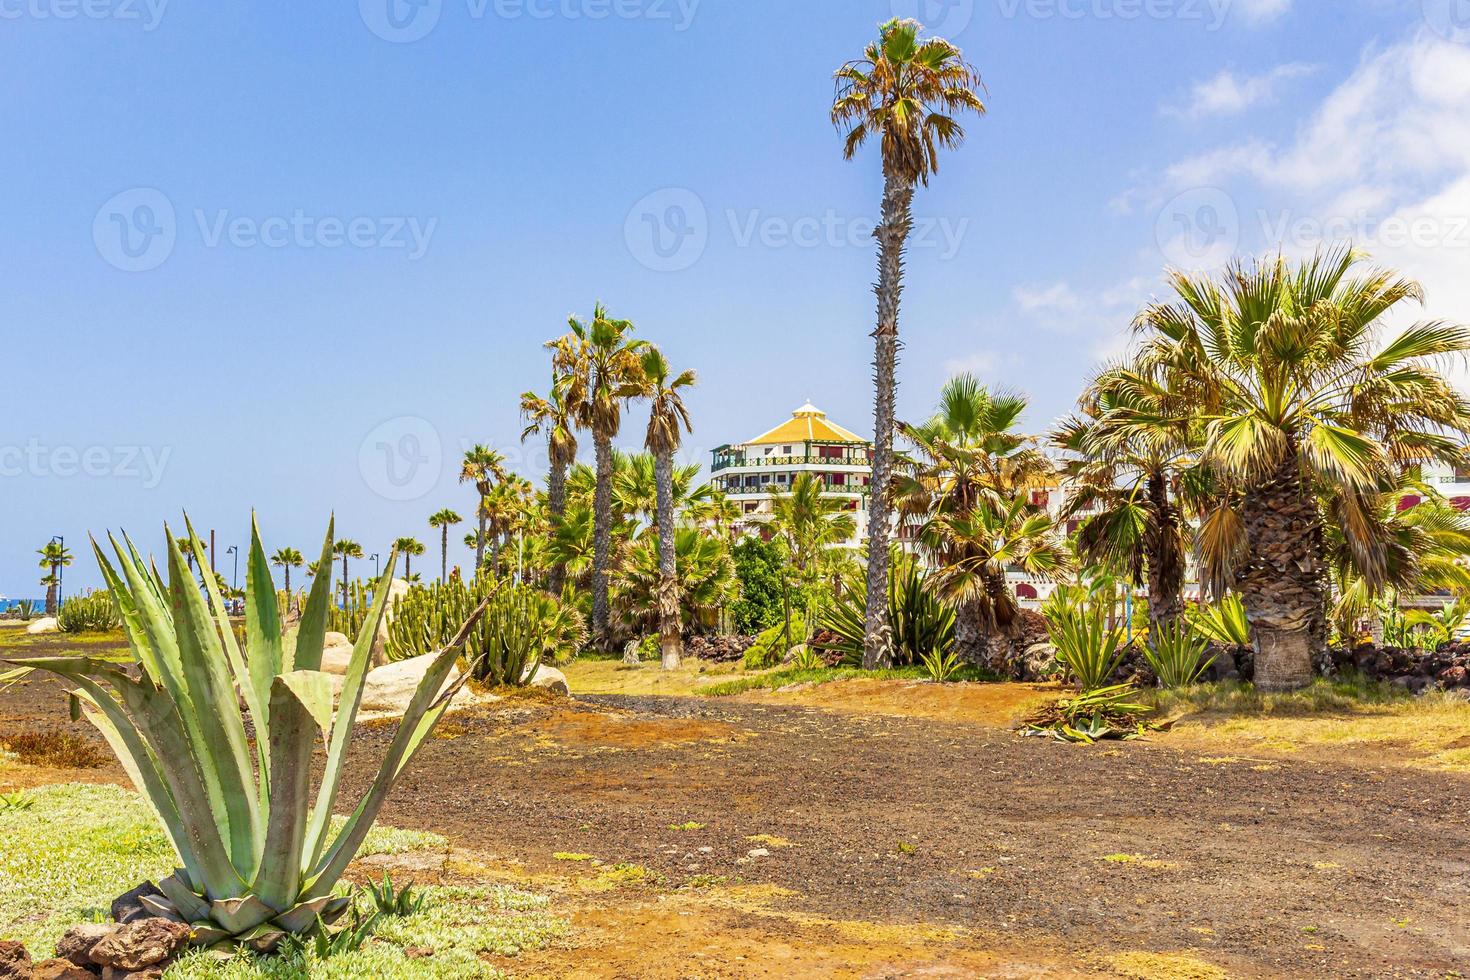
0,598,43,613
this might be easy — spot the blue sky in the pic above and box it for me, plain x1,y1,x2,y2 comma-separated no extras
4,0,1468,596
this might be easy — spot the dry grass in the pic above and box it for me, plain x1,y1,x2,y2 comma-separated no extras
562,657,746,696
1105,951,1228,979
1,728,110,769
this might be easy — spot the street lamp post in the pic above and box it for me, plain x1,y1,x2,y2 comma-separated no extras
371,553,381,579
226,546,239,591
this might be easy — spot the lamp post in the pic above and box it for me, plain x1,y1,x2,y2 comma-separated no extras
226,546,239,592
371,553,381,579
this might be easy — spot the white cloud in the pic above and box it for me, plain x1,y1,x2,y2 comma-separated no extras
1015,282,1083,315
1166,63,1317,119
1231,0,1292,25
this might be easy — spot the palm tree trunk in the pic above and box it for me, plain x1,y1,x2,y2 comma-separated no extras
1238,451,1325,692
440,527,449,583
548,454,569,594
475,500,488,579
340,556,349,609
655,448,683,670
591,431,614,648
1145,471,1185,627
861,171,916,670
45,572,58,617
954,597,986,665
402,556,409,581
490,535,502,580
981,568,1017,674
284,568,292,614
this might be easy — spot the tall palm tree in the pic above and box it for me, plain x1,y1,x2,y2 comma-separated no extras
521,381,580,593
833,17,986,668
1053,360,1201,629
1134,248,1470,690
895,375,1051,664
270,547,304,614
642,347,698,670
36,540,73,616
428,509,463,583
460,445,507,578
393,537,425,580
333,539,363,608
550,304,650,649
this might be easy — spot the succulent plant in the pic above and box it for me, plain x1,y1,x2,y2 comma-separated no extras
1,516,489,955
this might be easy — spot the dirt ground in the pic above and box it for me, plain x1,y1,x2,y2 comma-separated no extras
3,632,1468,979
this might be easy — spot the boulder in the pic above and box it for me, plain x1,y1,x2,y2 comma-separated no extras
320,637,356,676
1015,643,1057,682
55,923,115,968
359,652,473,718
111,883,164,926
26,617,58,635
0,940,31,980
88,919,189,972
34,959,97,979
525,664,570,696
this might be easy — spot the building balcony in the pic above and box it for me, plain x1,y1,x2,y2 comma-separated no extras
711,452,874,473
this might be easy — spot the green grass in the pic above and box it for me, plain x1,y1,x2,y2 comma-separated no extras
698,664,999,697
0,784,562,976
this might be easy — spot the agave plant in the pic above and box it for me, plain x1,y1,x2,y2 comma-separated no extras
1043,590,1128,692
1188,594,1251,649
815,552,956,667
1142,620,1215,689
0,517,489,955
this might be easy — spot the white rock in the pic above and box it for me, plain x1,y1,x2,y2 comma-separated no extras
321,640,355,676
359,651,473,718
524,663,570,696
26,617,58,635
323,631,351,647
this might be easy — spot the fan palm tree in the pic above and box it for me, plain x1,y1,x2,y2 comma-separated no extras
393,537,425,580
269,547,304,614
770,473,860,650
1134,248,1470,690
428,509,463,583
1053,360,1201,629
641,347,698,669
686,487,741,542
459,445,507,577
549,304,650,649
521,381,580,592
37,540,74,616
833,17,986,668
895,376,1052,664
332,539,363,608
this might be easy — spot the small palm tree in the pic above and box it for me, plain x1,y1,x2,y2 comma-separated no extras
642,347,697,669
1135,248,1470,690
428,509,463,583
521,380,580,592
270,547,305,614
393,537,425,580
332,539,363,608
550,304,650,648
36,540,73,616
833,17,986,668
770,473,859,651
460,445,508,577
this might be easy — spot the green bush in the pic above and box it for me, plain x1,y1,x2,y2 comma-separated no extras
387,579,584,686
1142,620,1215,689
56,591,122,634
743,615,805,670
814,554,954,667
729,539,786,634
1044,592,1127,692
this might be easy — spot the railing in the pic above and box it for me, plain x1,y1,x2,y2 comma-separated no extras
711,454,873,473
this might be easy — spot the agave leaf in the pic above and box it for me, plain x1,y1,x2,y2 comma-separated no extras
158,873,211,922
90,537,157,681
277,671,334,735
209,895,278,935
303,551,400,870
139,895,185,922
321,895,354,925
112,532,187,701
165,529,261,879
188,923,233,947
244,515,283,763
236,923,288,955
253,669,327,911
293,520,337,673
271,896,333,934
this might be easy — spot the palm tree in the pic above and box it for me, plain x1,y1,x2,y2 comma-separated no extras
36,540,73,616
550,304,650,649
1134,248,1470,690
642,347,698,670
393,537,425,580
770,473,860,651
428,509,463,584
895,375,1051,665
1053,360,1200,629
687,487,740,542
270,547,304,613
460,445,507,577
333,539,363,608
521,381,580,593
833,17,986,668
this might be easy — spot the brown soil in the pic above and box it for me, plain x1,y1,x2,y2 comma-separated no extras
5,657,1469,978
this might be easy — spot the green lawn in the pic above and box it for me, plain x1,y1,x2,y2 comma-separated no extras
0,784,566,978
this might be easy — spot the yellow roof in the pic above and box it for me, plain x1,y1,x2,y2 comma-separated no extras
746,402,867,446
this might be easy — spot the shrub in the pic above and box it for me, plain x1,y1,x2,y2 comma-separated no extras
1189,594,1250,648
1143,620,1215,689
1020,684,1158,743
0,728,109,769
56,591,122,634
388,579,584,686
920,648,961,682
743,615,805,670
0,518,493,955
1045,594,1128,692
729,538,787,634
815,554,955,667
